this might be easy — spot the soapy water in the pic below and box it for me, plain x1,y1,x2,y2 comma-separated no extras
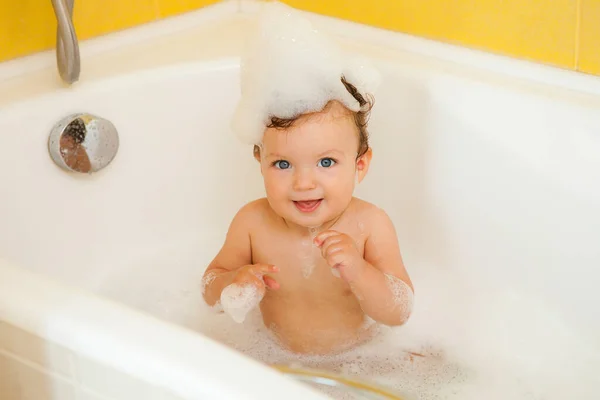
90,233,598,400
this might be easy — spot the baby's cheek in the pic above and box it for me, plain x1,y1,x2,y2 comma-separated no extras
264,175,287,196
334,173,357,196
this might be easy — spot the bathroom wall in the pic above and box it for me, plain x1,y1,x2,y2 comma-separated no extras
0,0,220,63
280,0,600,77
0,0,599,77
579,1,600,75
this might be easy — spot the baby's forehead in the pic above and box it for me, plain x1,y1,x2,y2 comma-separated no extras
261,130,358,162
306,100,355,122
264,119,357,146
265,101,357,136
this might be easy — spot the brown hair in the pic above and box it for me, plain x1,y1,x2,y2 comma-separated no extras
254,76,373,159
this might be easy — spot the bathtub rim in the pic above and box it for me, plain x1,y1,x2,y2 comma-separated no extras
0,57,242,115
0,259,331,400
2,52,600,122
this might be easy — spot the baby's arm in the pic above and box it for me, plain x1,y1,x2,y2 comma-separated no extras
351,208,414,326
202,202,278,306
315,207,413,326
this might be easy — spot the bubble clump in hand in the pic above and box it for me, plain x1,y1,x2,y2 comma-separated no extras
220,283,264,323
231,1,381,145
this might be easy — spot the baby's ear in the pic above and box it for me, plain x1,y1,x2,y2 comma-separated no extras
253,145,261,162
356,148,373,182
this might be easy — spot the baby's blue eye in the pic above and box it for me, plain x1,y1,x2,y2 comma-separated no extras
274,160,290,169
318,158,336,168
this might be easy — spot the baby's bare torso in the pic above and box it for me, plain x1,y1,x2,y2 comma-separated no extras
250,198,374,354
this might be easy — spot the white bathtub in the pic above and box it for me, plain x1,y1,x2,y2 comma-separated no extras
1,2,600,399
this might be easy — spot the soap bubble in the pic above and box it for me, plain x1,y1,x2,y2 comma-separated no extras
231,2,381,145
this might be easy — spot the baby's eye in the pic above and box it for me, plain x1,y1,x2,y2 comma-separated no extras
274,160,291,169
318,158,336,168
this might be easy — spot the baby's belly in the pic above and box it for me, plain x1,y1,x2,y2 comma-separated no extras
259,292,374,355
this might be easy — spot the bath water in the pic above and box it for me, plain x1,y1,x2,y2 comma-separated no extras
87,232,597,400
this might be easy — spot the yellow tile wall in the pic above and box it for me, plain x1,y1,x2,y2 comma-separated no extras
0,0,599,77
282,0,580,71
579,0,600,75
0,0,220,63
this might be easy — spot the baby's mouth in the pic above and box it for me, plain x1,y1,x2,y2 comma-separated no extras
293,199,323,213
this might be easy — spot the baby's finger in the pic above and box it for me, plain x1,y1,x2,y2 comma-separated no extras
321,236,344,256
251,273,266,288
313,230,341,246
234,271,265,289
326,251,347,269
263,275,280,290
251,264,279,275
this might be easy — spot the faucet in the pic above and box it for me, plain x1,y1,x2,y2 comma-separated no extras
51,0,80,84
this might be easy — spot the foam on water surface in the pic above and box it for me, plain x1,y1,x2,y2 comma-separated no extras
88,234,598,400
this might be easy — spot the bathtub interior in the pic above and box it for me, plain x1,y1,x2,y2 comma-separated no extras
1,13,600,400
0,60,337,400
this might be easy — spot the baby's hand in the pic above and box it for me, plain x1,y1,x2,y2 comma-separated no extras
220,264,279,324
232,264,280,296
314,231,365,282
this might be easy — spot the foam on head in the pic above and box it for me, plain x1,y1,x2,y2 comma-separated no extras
231,1,381,145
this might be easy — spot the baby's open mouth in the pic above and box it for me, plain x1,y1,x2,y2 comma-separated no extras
293,199,323,213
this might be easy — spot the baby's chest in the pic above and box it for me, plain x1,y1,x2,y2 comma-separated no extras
253,238,328,279
251,231,365,283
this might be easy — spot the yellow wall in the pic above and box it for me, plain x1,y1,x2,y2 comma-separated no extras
579,0,600,75
282,0,600,76
1,0,599,77
0,0,220,63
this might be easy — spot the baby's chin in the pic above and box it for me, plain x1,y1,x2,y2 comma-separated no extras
284,205,343,229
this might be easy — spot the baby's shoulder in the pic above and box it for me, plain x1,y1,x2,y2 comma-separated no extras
350,197,390,218
225,199,278,244
349,198,395,230
227,198,272,237
235,198,271,220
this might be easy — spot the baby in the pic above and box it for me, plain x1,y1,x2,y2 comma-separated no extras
201,3,414,356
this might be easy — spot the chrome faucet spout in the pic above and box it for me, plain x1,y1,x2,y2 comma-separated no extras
51,0,80,84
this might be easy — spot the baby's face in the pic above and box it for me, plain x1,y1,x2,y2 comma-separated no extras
258,101,371,228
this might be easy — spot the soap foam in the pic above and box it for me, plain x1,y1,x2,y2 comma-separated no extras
220,283,264,323
200,270,217,295
231,2,381,145
385,273,414,319
90,233,598,400
300,237,317,279
301,227,321,278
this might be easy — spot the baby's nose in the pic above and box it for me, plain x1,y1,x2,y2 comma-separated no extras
293,167,317,191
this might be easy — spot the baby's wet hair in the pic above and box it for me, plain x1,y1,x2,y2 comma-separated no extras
254,76,374,159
